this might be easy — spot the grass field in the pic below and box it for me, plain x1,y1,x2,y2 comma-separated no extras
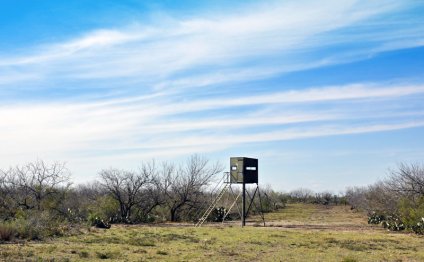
1,204,423,261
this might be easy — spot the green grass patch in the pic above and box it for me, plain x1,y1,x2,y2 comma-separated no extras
128,237,156,246
0,204,423,261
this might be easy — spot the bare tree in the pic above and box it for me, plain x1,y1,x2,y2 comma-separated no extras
0,168,13,218
0,168,8,201
164,155,223,221
75,182,103,202
366,182,398,214
313,191,333,206
386,163,424,199
134,161,168,222
8,160,71,211
345,182,398,215
99,167,151,223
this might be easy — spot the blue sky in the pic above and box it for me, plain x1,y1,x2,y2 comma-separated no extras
1,0,424,192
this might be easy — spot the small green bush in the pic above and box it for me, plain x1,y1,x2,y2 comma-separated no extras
12,218,44,240
2,211,79,241
381,215,405,231
398,196,424,234
411,217,424,235
368,212,385,224
86,196,119,223
0,223,17,241
88,214,111,229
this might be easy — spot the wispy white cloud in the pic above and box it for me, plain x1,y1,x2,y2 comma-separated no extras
161,84,424,115
0,0,423,186
0,0,421,91
0,82,423,163
157,121,424,149
90,83,424,120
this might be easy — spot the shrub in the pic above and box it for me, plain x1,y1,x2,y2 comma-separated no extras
0,223,17,241
353,164,424,235
12,217,44,240
411,218,424,235
368,212,406,232
381,215,405,231
398,196,424,234
368,212,385,224
86,196,119,224
209,207,226,222
368,211,424,233
3,211,79,240
88,214,111,229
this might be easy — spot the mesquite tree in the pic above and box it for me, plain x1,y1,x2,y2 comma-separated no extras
386,163,424,199
99,166,151,223
7,160,71,211
163,155,223,221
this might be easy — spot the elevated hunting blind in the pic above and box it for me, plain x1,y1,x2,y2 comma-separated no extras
230,157,258,184
195,157,264,228
229,157,263,227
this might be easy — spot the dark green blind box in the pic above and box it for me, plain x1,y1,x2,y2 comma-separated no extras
230,157,258,184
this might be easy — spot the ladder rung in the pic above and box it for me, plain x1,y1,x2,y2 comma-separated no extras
195,183,229,227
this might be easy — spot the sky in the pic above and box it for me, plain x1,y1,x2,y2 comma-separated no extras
1,0,424,192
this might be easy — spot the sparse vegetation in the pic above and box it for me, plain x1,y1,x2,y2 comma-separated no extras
346,163,424,234
0,204,423,261
1,158,423,260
